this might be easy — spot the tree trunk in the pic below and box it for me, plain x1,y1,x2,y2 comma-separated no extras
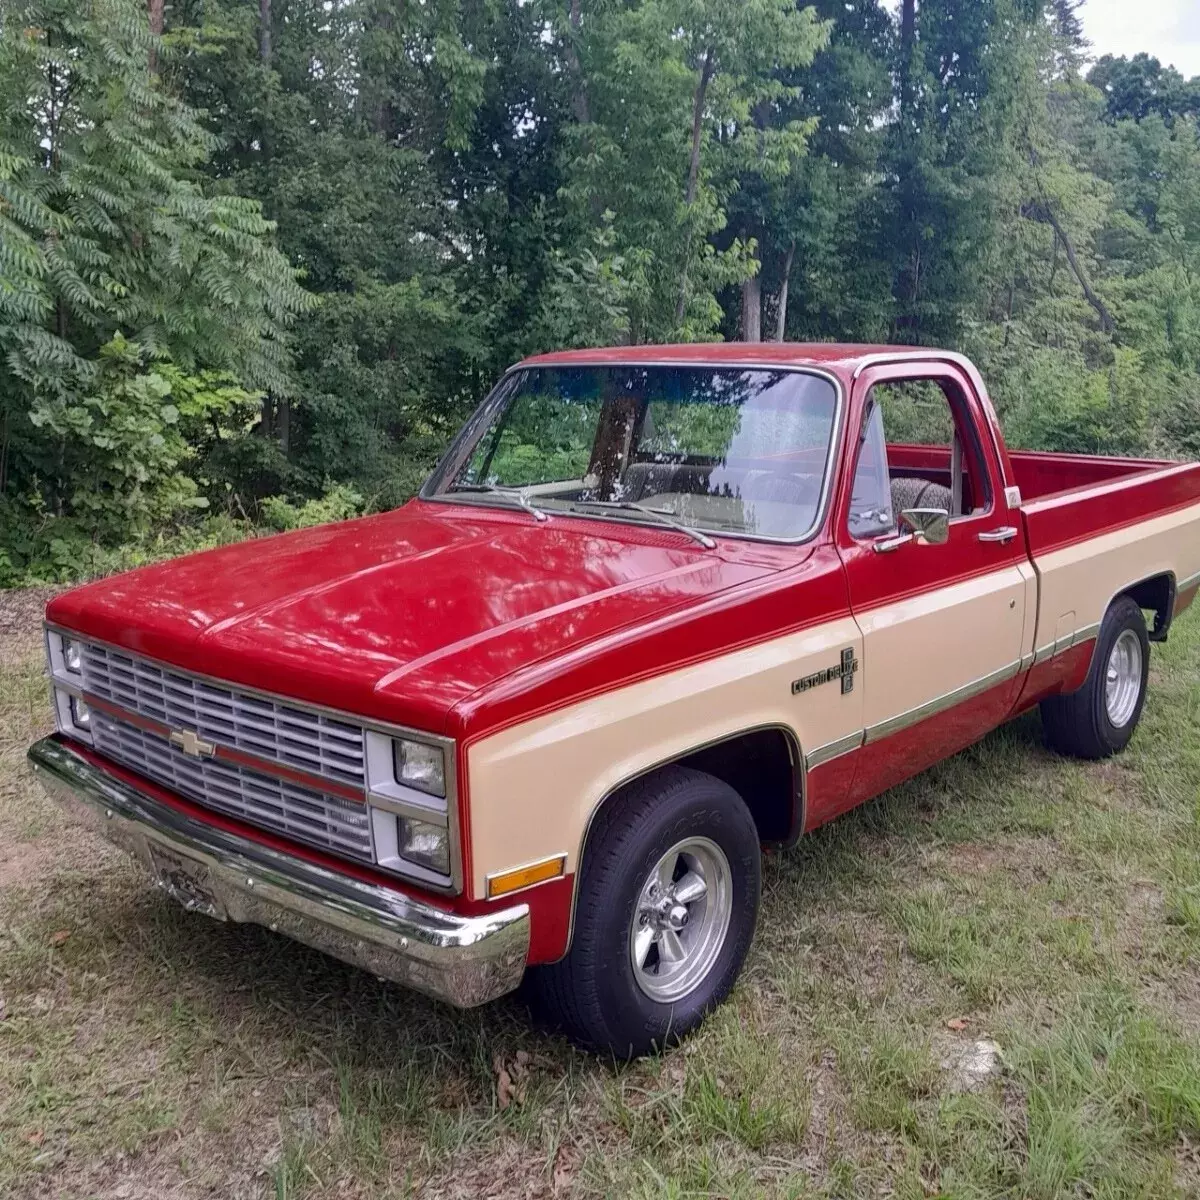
259,0,275,443
566,0,590,124
675,46,716,325
0,409,10,496
899,0,917,117
1025,200,1115,334
775,241,795,341
147,0,164,72
683,47,714,209
741,273,762,343
900,0,916,51
259,0,272,65
277,396,290,455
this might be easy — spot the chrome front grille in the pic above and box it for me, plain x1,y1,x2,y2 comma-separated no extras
76,641,375,864
89,711,374,861
80,643,365,787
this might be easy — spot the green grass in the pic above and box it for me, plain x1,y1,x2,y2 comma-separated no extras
2,601,1199,1197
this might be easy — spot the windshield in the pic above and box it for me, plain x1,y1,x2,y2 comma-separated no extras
425,366,840,541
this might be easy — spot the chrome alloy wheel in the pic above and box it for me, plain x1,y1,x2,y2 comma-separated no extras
1105,629,1143,728
629,836,732,1003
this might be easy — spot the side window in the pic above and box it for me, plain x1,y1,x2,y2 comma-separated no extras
848,377,991,536
872,380,955,447
848,401,894,538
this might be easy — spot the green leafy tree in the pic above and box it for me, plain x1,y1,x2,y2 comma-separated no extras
0,0,309,526
546,0,827,345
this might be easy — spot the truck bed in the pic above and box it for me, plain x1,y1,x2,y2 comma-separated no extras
1020,458,1200,669
888,443,1178,507
1007,448,1178,504
888,440,1200,660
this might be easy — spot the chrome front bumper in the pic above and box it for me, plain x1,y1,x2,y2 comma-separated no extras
27,737,530,1008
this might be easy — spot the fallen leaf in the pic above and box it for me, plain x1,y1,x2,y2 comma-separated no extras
497,1065,515,1110
25,1130,44,1147
663,1059,686,1098
946,1017,969,1031
48,931,70,948
551,1144,577,1194
494,1052,527,1110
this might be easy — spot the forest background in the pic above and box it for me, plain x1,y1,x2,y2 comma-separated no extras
2,0,1199,584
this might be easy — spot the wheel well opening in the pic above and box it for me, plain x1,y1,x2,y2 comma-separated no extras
675,727,800,844
1122,573,1175,642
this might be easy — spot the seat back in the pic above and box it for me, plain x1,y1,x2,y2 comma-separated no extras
890,476,953,516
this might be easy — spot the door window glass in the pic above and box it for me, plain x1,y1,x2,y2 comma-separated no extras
848,401,894,538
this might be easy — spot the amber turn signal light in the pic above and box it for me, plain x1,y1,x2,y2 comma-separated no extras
486,854,566,899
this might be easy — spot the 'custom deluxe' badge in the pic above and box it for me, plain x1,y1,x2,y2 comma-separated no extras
792,647,858,696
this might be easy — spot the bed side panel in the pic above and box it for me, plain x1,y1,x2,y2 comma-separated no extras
1023,464,1200,660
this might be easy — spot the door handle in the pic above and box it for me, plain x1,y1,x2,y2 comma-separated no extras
978,526,1018,544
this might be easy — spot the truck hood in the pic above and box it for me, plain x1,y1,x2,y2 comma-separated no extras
47,501,775,733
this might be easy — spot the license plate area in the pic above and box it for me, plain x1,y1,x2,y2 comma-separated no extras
147,844,226,921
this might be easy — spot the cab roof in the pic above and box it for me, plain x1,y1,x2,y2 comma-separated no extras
518,343,946,375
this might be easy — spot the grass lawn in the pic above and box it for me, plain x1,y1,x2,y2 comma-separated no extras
2,592,1199,1198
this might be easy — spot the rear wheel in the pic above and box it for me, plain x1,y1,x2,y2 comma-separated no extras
1041,595,1150,760
529,766,760,1058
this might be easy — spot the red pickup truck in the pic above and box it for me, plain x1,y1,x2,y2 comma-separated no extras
29,345,1200,1056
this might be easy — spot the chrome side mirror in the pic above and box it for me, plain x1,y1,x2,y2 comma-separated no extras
900,507,949,545
874,507,950,554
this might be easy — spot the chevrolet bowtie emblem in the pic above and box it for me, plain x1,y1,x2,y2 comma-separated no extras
169,729,216,758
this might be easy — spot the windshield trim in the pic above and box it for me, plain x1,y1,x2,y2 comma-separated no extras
420,362,846,548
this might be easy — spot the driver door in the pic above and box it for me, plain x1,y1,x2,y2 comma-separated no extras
836,363,1031,802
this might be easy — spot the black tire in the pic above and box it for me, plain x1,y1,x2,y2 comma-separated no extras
529,766,760,1058
1041,595,1150,760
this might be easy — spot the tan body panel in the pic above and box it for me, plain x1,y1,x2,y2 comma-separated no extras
466,615,862,897
1031,502,1200,656
468,503,1200,902
855,565,1028,736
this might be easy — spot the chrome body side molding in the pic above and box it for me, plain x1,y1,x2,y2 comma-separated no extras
863,658,1022,744
803,731,865,772
804,626,1107,772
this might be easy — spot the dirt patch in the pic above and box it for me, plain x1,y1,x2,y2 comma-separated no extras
26,1159,216,1200
0,587,59,668
0,840,53,891
413,1137,558,1200
798,1046,847,1174
943,837,1055,882
1176,1136,1200,1196
1142,967,1200,1040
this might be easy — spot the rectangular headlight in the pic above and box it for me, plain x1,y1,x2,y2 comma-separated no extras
63,637,82,675
393,738,445,797
363,727,457,888
396,816,450,875
46,629,84,684
53,686,93,745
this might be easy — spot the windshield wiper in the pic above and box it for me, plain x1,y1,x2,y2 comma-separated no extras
570,499,716,549
449,483,549,523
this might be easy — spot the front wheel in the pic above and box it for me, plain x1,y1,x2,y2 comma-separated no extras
529,766,761,1058
1041,595,1150,760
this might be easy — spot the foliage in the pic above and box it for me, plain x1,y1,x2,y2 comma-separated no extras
259,483,365,533
0,0,310,568
2,0,1200,585
0,481,363,587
